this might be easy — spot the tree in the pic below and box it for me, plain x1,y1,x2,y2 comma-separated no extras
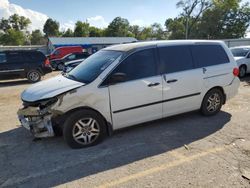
31,30,46,45
0,29,26,45
106,17,132,37
198,0,250,39
151,23,166,39
129,25,140,39
0,14,31,32
89,26,103,37
165,17,186,39
43,18,60,37
0,18,11,32
176,0,211,39
62,28,74,37
74,21,90,37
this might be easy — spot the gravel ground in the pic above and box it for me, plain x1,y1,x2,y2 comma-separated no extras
0,73,250,188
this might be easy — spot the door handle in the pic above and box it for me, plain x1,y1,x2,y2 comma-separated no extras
167,79,178,84
148,82,160,87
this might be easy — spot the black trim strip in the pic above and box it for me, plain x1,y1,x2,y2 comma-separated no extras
113,92,201,114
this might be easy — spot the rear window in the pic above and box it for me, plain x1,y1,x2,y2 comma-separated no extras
158,45,194,74
231,48,250,57
23,51,46,62
191,44,229,68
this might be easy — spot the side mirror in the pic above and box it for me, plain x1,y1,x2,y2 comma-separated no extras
247,53,250,59
109,72,126,85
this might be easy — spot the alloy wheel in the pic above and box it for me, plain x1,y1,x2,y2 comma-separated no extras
72,118,100,145
206,93,221,112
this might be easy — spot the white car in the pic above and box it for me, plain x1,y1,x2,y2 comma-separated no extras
18,40,240,148
230,46,250,77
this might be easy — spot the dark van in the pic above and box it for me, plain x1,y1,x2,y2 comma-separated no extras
0,50,52,83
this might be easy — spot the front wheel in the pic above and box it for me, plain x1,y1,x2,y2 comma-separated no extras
27,70,41,83
63,110,107,149
200,89,224,116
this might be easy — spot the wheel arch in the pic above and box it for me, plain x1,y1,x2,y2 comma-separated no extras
60,106,113,136
204,86,226,105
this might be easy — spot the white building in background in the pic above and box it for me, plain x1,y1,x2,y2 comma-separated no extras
48,37,138,54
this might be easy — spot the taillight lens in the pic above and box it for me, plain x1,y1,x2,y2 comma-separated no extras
233,68,239,77
44,58,50,67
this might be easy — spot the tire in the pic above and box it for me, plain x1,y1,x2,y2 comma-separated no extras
239,65,247,78
27,70,41,83
63,109,107,149
57,63,64,71
200,88,224,116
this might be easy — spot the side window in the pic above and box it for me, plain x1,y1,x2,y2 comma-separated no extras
68,54,76,60
0,52,7,63
191,45,230,68
7,52,22,63
113,48,157,82
158,45,194,74
24,51,45,62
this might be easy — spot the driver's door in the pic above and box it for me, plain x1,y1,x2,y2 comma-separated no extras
107,48,163,129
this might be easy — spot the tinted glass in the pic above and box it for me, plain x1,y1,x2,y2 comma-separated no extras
113,48,157,81
0,52,7,63
191,45,229,68
231,48,250,57
24,51,45,62
67,54,76,60
158,45,193,74
66,50,122,83
7,52,23,63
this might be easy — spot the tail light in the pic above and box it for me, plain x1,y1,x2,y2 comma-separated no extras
233,67,239,77
44,58,51,67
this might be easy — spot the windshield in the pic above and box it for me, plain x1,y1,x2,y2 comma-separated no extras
231,48,250,57
65,50,123,83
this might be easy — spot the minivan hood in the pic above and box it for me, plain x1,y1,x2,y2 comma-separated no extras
21,75,85,102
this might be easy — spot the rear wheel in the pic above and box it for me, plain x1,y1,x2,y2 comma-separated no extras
27,70,41,83
63,110,107,149
57,63,64,71
239,65,247,78
201,89,224,116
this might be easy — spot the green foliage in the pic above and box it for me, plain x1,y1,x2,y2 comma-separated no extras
89,26,103,37
43,18,60,37
31,30,46,45
105,17,132,37
0,29,26,45
74,21,90,37
167,0,250,39
0,14,31,32
62,29,74,37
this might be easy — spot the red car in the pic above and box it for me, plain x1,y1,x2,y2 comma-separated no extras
48,46,83,60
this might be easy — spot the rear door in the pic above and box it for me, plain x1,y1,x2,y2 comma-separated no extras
191,44,233,91
158,45,203,117
5,51,25,78
107,48,163,129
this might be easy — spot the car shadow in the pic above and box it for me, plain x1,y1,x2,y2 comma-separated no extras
0,111,231,187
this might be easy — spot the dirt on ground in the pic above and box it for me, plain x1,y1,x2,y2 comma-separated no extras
0,73,250,188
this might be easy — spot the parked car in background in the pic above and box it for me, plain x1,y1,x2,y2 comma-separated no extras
0,50,52,83
230,46,250,77
48,46,83,60
18,40,240,149
63,59,85,73
51,52,89,70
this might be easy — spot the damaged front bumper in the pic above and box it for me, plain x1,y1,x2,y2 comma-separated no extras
17,106,55,138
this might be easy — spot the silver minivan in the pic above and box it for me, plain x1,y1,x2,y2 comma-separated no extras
18,40,240,148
